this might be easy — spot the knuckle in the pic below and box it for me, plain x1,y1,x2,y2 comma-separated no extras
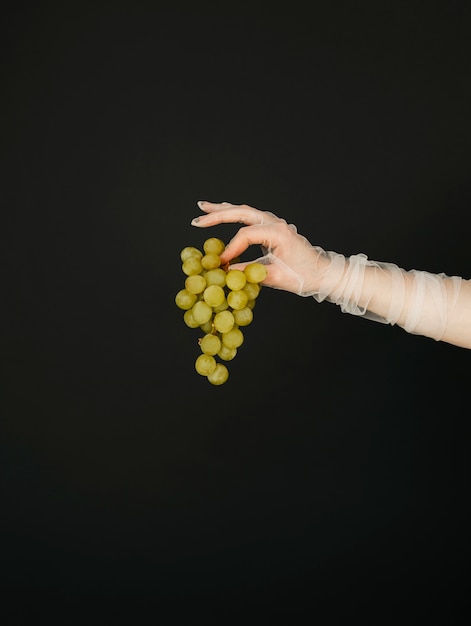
278,220,291,234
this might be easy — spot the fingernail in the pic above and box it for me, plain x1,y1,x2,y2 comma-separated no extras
197,201,206,209
191,217,201,226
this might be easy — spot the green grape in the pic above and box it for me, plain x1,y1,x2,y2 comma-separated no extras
207,362,229,385
199,333,222,355
212,298,229,313
233,306,253,326
200,319,214,334
213,309,235,333
203,284,225,308
227,289,249,310
204,268,227,287
226,268,246,291
175,289,198,310
181,246,203,262
244,262,267,283
222,327,244,349
218,344,237,361
195,353,217,376
183,309,200,328
191,300,213,325
243,281,260,300
247,299,256,310
201,252,221,270
185,274,207,294
203,237,225,255
182,256,203,276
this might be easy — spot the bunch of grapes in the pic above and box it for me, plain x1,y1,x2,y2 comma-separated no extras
175,237,267,385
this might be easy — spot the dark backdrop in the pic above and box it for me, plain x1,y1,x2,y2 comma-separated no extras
1,2,470,624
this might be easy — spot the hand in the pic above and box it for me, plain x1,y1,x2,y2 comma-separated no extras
191,201,325,296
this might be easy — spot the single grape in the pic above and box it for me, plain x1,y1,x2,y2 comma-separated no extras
226,269,246,291
183,309,200,328
195,353,217,376
201,253,221,270
175,289,198,310
204,268,227,287
207,362,229,385
203,284,226,308
244,262,267,283
247,299,256,310
200,319,214,334
233,306,253,326
213,310,235,333
191,300,213,325
185,274,207,294
181,246,203,262
227,289,249,310
243,281,260,300
203,237,225,255
199,333,222,355
182,256,203,276
218,344,237,361
212,298,229,313
221,327,244,349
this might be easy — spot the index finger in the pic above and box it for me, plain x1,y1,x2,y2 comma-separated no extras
191,201,281,228
218,224,276,264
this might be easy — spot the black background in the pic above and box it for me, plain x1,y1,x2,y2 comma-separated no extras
1,1,470,624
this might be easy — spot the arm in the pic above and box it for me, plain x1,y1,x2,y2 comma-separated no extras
191,201,471,349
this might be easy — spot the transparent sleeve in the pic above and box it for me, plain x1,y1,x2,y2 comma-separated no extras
302,249,463,342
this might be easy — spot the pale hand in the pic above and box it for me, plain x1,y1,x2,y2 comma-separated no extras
191,201,325,296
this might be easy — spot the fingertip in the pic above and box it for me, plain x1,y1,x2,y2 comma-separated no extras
197,200,235,211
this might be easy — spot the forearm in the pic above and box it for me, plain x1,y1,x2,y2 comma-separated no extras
312,251,471,349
